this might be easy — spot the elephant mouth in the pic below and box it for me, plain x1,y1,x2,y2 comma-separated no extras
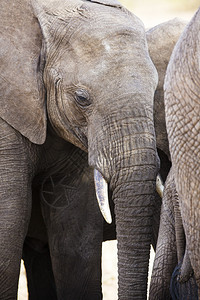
94,168,164,224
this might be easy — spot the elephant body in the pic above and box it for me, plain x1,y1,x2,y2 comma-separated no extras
0,0,159,299
164,6,200,296
146,18,192,299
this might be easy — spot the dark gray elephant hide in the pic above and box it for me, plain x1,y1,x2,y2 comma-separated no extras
23,124,103,300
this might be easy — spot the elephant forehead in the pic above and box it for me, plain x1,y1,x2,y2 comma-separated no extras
56,28,150,82
70,25,145,59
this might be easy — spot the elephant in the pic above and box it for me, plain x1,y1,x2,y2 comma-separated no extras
0,0,159,299
146,17,186,247
164,6,200,297
146,18,191,299
147,18,187,162
22,18,188,300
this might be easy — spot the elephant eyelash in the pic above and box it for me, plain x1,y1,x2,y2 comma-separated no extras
55,76,61,86
54,78,62,102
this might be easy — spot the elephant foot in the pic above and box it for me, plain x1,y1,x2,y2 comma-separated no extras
170,262,198,300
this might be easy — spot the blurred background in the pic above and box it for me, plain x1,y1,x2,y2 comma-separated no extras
18,1,199,299
120,0,199,27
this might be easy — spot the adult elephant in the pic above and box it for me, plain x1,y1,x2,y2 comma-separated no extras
146,18,189,299
22,19,187,300
0,0,159,299
164,6,200,297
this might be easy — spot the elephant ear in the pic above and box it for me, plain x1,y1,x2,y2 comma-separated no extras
0,0,46,144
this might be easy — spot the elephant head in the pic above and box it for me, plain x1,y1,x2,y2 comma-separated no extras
165,6,200,295
1,0,159,298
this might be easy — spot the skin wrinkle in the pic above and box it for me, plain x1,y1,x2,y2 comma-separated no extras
164,8,200,292
48,72,89,151
0,134,33,299
92,113,154,143
79,4,132,28
41,8,84,65
176,65,200,103
2,1,157,298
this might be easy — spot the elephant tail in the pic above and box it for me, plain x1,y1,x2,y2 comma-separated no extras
170,262,198,300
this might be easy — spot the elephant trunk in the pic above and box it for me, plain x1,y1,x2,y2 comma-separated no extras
112,139,157,299
89,103,159,299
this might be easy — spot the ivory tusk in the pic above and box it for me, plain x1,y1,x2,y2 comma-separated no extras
156,173,164,198
94,169,112,224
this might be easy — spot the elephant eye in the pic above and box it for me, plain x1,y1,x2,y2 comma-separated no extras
75,89,91,107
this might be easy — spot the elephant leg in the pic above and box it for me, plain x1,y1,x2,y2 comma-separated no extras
22,182,57,299
40,168,103,300
23,238,57,300
149,169,178,299
0,119,33,299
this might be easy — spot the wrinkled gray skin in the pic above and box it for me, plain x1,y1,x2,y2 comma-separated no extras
146,19,189,299
147,18,187,160
24,18,188,300
149,168,195,300
23,19,187,300
151,169,181,300
23,130,104,300
150,168,197,300
144,20,188,254
165,6,200,297
0,0,158,299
